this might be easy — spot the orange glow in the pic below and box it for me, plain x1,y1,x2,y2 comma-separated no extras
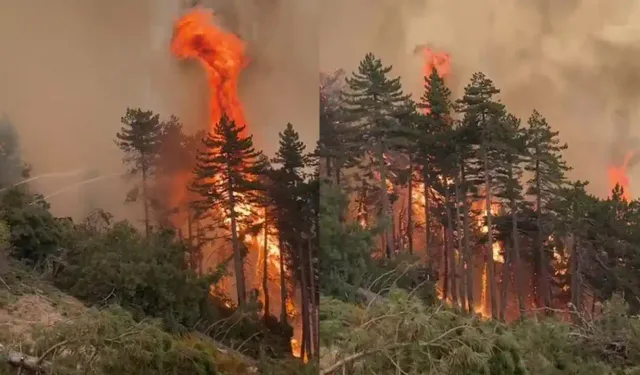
422,48,452,80
608,151,633,201
291,339,301,358
172,8,248,134
421,48,451,115
472,196,504,264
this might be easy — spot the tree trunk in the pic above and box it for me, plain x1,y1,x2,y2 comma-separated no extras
141,165,150,238
442,225,449,300
445,186,457,310
482,149,498,319
423,167,431,265
187,208,194,270
297,240,312,359
535,163,551,309
263,208,270,319
196,220,204,274
570,235,581,315
307,238,318,358
499,241,510,321
460,163,474,313
279,235,288,325
407,157,414,254
379,146,393,259
454,181,466,312
229,189,247,309
511,198,526,321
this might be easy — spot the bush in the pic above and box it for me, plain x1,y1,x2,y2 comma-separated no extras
0,188,72,267
320,289,640,375
53,213,216,332
0,306,242,375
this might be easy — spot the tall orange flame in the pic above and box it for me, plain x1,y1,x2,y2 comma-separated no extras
171,8,248,134
608,151,633,201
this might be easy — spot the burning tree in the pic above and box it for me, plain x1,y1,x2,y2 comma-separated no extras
190,115,264,309
270,123,318,359
524,111,570,310
341,53,414,258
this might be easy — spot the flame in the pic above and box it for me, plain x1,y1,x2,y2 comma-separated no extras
172,8,301,356
473,197,504,264
422,48,452,80
172,8,248,134
421,48,452,115
291,339,301,358
608,151,633,200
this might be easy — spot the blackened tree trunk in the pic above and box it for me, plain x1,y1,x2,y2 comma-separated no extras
263,208,270,319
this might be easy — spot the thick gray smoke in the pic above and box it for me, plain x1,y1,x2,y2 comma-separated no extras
0,0,318,220
320,0,640,197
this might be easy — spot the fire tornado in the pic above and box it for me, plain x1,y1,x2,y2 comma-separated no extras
171,8,248,134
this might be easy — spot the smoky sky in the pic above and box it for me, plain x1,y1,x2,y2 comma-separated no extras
320,0,640,197
0,0,318,220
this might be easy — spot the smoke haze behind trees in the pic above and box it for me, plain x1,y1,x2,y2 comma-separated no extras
320,0,640,198
0,0,318,221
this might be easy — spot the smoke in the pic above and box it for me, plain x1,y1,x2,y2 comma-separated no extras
320,0,640,197
0,0,318,220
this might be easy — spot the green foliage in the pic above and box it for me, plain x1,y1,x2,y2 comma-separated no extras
53,213,217,332
321,290,640,375
115,108,163,176
0,188,72,267
1,306,232,375
319,182,373,299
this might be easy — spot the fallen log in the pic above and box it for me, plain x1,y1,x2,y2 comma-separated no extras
0,347,50,373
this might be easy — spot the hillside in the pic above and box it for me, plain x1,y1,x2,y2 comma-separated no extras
0,256,266,374
0,182,314,375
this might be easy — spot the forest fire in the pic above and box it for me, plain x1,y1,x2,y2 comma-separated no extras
609,151,633,200
418,48,504,318
171,8,301,356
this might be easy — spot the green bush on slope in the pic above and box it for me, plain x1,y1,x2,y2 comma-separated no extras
320,288,640,375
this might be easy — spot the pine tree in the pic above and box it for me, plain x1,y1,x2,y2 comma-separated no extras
271,123,315,357
418,69,453,269
190,114,264,309
524,110,570,310
456,72,505,319
115,108,163,237
493,113,528,320
341,53,412,258
547,180,593,315
319,70,354,186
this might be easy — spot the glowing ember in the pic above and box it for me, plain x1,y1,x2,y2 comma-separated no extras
291,339,301,358
608,151,633,200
